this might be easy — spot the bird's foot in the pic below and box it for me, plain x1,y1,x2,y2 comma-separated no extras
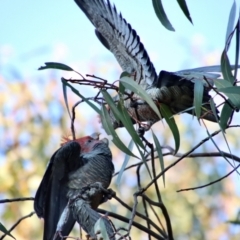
137,121,153,136
101,188,116,203
137,127,145,137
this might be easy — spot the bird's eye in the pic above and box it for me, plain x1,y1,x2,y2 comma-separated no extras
87,139,92,143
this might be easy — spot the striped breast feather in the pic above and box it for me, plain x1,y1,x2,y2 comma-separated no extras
74,0,158,89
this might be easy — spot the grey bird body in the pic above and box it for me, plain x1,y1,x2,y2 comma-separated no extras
74,0,219,128
34,136,114,240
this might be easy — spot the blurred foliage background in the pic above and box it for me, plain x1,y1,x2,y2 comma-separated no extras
1,45,240,240
1,1,240,240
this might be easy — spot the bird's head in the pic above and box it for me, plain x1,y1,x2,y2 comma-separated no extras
61,133,111,157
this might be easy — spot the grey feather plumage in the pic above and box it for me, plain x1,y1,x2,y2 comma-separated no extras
75,0,220,125
34,139,114,240
75,0,157,89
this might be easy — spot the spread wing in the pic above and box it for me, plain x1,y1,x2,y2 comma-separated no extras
34,142,82,240
74,0,158,89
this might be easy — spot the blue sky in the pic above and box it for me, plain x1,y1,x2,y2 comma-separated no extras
1,0,239,140
1,0,239,79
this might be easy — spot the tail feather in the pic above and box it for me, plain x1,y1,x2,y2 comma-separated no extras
157,70,218,122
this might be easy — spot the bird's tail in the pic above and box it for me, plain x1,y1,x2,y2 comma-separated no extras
157,71,218,122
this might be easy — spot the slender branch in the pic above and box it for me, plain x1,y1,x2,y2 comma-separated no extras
0,197,34,203
142,195,174,240
97,209,165,240
137,164,152,240
120,192,139,239
0,212,35,240
148,201,166,234
142,129,222,192
113,195,165,235
177,163,240,192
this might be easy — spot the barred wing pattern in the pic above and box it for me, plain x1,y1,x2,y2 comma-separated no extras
75,0,157,89
75,0,218,124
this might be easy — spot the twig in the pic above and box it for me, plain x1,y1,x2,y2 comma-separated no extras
0,212,35,240
177,163,240,192
136,164,152,240
97,209,165,240
0,197,34,203
113,195,165,235
142,195,174,240
142,129,222,192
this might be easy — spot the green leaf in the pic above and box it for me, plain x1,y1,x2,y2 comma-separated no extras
101,105,138,158
205,122,232,171
220,103,233,131
194,80,204,119
116,140,134,187
160,104,180,154
120,71,131,78
211,98,232,159
214,79,233,88
152,131,165,186
225,0,236,45
118,101,145,149
218,86,240,94
178,64,240,75
176,0,192,24
61,78,101,114
38,62,74,71
234,20,239,79
94,218,110,240
226,220,240,225
120,76,162,120
209,99,220,122
0,222,15,239
152,0,175,31
137,145,152,179
101,90,122,122
101,90,144,149
62,79,71,118
217,86,240,108
111,84,152,177
119,81,125,94
221,52,234,83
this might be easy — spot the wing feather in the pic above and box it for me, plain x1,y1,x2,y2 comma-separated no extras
74,0,158,88
34,142,82,240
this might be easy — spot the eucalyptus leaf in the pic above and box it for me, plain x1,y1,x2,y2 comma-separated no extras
214,79,233,88
101,105,137,158
220,103,233,131
101,90,144,149
62,80,71,118
0,222,15,239
218,86,240,95
176,65,240,73
221,52,234,83
176,0,192,24
152,131,165,186
137,145,152,179
39,62,74,71
160,104,180,154
194,80,204,119
61,78,101,115
120,76,162,120
94,218,110,240
116,140,134,187
120,71,131,78
152,0,175,31
226,220,240,225
225,0,236,45
215,81,240,107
